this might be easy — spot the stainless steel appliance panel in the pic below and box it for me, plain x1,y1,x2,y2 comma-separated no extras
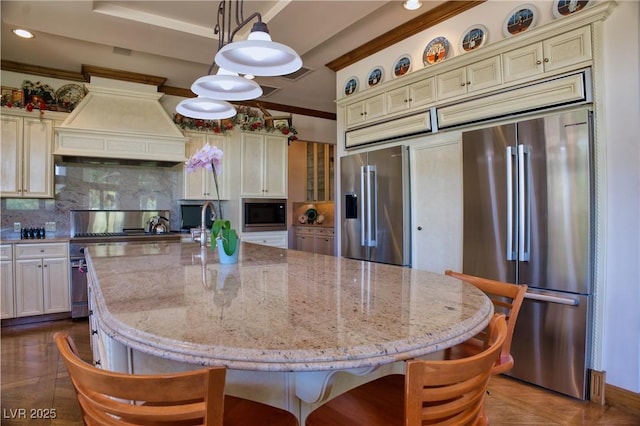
516,112,592,294
70,257,88,318
507,289,591,400
341,152,368,262
462,124,517,283
341,146,410,266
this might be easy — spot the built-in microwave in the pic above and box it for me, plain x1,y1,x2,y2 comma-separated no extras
242,198,287,232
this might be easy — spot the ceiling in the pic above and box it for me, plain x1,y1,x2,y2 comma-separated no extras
1,1,454,117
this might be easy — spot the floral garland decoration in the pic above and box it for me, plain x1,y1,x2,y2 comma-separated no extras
173,105,298,142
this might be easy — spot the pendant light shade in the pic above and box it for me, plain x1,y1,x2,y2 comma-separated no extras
176,97,236,120
215,22,302,77
191,68,263,100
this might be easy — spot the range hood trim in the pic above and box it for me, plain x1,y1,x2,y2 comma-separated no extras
54,82,188,164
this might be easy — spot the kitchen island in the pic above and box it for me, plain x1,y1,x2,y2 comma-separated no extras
85,241,493,421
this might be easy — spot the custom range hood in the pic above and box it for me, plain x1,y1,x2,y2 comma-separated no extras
55,77,188,167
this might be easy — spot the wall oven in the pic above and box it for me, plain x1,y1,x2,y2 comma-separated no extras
242,198,287,232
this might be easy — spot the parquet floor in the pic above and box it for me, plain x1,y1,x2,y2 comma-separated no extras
1,319,639,425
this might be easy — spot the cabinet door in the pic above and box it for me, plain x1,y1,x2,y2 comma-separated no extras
1,260,15,319
542,27,592,73
264,135,287,197
411,139,463,272
241,133,267,196
364,94,385,122
467,55,502,93
314,235,334,256
296,234,315,252
0,115,22,196
386,86,411,115
43,257,70,314
183,133,209,200
23,117,53,198
436,67,468,100
345,102,365,127
15,259,45,317
409,77,436,109
503,43,544,83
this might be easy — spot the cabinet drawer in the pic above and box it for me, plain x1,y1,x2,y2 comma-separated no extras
0,244,12,261
15,243,68,259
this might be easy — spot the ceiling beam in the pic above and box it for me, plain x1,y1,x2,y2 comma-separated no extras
325,0,486,72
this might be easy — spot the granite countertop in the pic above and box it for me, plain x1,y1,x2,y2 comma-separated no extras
86,241,493,372
1,234,70,243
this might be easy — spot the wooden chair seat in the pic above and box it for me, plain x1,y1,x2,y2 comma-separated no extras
305,314,508,426
54,332,298,426
421,270,527,375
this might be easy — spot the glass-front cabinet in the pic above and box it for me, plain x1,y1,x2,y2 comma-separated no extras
306,142,334,202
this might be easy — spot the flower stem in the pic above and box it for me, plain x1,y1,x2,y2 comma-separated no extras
211,162,223,220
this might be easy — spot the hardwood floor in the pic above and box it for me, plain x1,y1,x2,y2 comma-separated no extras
2,319,639,425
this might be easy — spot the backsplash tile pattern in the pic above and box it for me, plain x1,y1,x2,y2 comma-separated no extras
1,163,183,235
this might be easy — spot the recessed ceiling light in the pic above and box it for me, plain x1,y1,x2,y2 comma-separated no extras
13,29,34,39
403,0,422,11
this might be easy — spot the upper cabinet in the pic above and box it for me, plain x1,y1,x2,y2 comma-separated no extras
183,132,229,200
345,94,385,127
436,55,502,101
386,78,436,115
503,27,592,83
306,142,335,202
1,112,56,198
241,133,287,198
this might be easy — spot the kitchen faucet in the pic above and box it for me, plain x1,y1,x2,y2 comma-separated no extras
197,200,216,247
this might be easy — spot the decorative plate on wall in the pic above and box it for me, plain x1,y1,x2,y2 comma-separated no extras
393,54,412,78
460,25,488,52
423,37,450,66
367,66,384,88
344,76,359,96
503,4,538,37
552,0,591,19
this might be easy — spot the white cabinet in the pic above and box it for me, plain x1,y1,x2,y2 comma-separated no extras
345,94,385,128
1,244,15,319
410,138,463,273
1,113,54,198
241,231,288,249
386,78,436,115
295,226,335,256
436,55,502,101
183,132,229,200
503,27,592,83
241,133,287,197
14,242,70,317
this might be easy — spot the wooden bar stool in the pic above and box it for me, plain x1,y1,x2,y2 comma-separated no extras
54,332,298,426
437,270,527,374
305,314,508,426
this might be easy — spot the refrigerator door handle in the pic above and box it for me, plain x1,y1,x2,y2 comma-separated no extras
360,165,367,247
368,165,377,247
506,146,517,260
518,144,531,262
524,292,579,306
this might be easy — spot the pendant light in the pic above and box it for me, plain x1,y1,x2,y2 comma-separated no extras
215,21,302,77
191,68,262,100
176,97,236,120
177,0,302,120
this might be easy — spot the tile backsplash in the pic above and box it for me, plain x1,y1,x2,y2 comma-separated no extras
1,163,184,235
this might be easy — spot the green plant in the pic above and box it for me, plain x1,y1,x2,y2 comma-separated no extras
212,219,238,256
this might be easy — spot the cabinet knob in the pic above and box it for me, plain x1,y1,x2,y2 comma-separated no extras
94,360,101,366
417,226,423,231
460,83,466,87
544,58,550,63
467,81,471,85
91,329,98,335
536,60,542,65
409,98,413,102
404,99,408,103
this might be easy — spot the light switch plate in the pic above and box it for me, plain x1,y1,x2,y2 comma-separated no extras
13,222,21,232
45,222,56,232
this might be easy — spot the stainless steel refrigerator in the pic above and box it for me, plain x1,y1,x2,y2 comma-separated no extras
462,109,593,399
341,145,411,266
